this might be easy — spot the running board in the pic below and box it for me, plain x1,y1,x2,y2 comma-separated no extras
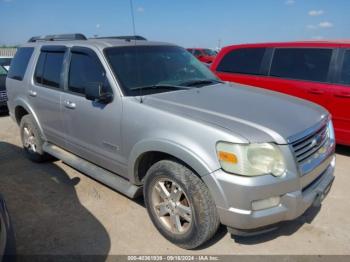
43,142,142,199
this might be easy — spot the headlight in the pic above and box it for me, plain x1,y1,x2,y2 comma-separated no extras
216,142,286,177
327,120,335,141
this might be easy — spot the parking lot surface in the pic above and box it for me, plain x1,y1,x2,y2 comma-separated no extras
0,114,349,255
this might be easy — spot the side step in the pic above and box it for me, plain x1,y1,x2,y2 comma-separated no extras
43,142,142,199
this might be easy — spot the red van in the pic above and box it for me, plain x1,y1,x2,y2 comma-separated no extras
211,41,350,146
187,48,217,64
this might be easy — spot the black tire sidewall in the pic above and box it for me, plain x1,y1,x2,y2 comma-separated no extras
20,115,46,162
144,160,219,249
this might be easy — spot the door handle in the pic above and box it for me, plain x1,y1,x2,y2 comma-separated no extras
308,89,324,95
64,100,76,109
28,90,37,97
334,92,350,98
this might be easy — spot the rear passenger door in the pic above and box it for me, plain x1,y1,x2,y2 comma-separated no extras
61,47,125,176
267,48,335,108
32,46,66,146
331,49,350,144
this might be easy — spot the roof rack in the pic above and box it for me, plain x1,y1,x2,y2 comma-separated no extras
28,33,87,43
92,35,147,41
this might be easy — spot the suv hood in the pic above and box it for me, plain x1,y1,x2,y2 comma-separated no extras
143,83,328,144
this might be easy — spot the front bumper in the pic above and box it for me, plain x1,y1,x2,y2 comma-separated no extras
203,155,335,231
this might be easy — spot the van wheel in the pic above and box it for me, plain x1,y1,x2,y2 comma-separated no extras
20,115,50,162
144,160,220,249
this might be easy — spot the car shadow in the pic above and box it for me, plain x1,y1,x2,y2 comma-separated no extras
0,111,9,117
0,142,111,258
232,205,321,245
336,144,350,157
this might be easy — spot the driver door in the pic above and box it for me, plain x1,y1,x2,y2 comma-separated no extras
61,47,126,176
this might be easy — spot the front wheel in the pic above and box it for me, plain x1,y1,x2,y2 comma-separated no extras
144,160,220,249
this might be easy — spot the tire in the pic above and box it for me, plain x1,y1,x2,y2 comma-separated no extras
144,160,220,249
20,115,51,162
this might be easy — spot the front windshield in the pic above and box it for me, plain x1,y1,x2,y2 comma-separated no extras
104,45,219,96
0,66,7,76
202,49,217,56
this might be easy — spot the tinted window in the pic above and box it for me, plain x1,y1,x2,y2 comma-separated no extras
7,47,34,81
216,48,266,75
34,53,45,84
36,52,64,88
193,50,202,56
202,49,216,56
340,50,350,85
68,52,106,94
105,45,217,96
270,48,332,82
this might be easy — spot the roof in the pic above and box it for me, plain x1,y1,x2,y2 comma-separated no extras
221,40,350,51
21,38,176,50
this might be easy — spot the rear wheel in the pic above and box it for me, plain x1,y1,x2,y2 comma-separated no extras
20,115,51,162
144,160,220,249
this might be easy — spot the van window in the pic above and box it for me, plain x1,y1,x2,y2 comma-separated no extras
270,48,333,82
7,47,34,81
340,50,350,85
68,52,106,95
35,52,65,88
216,48,266,75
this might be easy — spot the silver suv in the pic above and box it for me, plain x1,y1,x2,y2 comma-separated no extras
6,34,335,249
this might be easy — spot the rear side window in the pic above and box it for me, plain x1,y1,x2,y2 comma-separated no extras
340,50,350,85
216,48,266,75
68,52,106,95
270,48,333,82
34,52,65,88
7,47,34,81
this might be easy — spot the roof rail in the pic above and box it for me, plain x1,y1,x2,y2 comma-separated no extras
28,33,87,43
92,35,147,41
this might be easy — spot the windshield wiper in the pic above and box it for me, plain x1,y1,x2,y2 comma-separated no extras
130,84,190,92
179,79,223,87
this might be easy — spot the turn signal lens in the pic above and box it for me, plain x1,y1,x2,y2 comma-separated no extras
218,151,238,164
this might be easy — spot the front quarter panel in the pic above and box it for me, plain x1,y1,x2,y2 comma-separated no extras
122,97,248,183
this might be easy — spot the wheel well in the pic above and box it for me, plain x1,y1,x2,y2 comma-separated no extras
135,151,198,185
15,106,29,125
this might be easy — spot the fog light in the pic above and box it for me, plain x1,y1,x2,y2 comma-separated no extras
252,196,281,211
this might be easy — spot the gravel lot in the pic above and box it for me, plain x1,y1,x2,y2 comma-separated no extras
0,113,349,256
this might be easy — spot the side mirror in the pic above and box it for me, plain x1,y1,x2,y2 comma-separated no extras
85,82,113,104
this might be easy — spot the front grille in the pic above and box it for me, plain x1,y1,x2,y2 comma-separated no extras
0,90,7,102
291,124,329,164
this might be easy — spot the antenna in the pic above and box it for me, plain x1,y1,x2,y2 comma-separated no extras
129,0,137,37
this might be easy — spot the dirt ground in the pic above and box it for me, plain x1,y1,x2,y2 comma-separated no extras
0,113,349,256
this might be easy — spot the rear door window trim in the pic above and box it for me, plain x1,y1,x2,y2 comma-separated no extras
33,45,67,90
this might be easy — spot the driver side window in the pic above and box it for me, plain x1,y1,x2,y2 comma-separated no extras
68,51,110,95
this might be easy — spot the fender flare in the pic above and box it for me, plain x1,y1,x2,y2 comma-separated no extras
13,98,46,140
128,139,215,184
